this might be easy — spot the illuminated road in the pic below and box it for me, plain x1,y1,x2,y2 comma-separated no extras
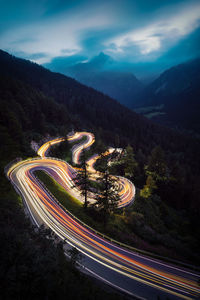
7,132,200,300
37,132,134,208
68,131,95,165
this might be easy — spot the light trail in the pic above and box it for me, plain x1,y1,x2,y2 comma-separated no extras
7,132,200,300
37,137,66,158
37,131,134,208
68,131,95,165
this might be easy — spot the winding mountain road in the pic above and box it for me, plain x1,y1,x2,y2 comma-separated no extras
7,132,200,300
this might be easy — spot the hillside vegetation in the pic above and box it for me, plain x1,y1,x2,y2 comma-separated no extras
0,49,200,298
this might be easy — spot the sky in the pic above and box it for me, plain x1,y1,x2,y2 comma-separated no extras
0,0,200,68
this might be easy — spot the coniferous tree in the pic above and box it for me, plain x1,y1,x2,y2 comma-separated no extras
95,164,119,227
123,145,138,178
73,149,92,210
145,146,169,182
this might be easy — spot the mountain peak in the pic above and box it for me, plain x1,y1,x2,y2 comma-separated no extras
98,52,110,59
91,52,113,65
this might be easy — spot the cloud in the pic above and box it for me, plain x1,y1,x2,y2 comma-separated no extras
105,2,200,60
0,3,115,63
1,0,200,64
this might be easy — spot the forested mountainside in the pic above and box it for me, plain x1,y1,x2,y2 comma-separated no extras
68,70,143,109
0,49,200,212
44,52,144,108
1,49,200,298
0,49,198,153
0,54,124,300
133,58,200,134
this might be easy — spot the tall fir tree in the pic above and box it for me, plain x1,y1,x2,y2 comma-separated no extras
123,145,138,178
145,146,169,182
95,166,119,227
73,149,92,210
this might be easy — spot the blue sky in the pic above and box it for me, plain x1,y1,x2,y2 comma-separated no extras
0,0,200,66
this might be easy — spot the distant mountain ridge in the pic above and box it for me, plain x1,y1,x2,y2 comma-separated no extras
44,52,114,74
133,58,200,134
44,52,144,107
144,58,200,104
1,48,199,156
0,49,162,152
44,51,200,134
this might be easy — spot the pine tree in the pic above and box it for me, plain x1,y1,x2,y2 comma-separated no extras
95,167,119,227
73,149,92,210
123,145,138,178
145,146,169,182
